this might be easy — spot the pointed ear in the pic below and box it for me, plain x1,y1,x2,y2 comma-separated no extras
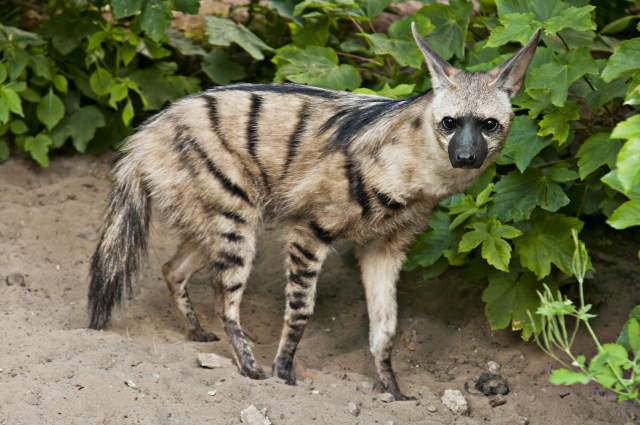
486,29,542,97
411,22,460,89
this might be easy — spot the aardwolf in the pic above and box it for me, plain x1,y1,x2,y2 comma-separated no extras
88,24,541,400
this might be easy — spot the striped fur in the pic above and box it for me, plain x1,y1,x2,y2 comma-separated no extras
87,27,541,401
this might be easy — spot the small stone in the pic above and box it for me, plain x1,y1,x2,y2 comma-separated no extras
358,381,374,393
197,352,234,369
6,273,25,286
347,401,360,416
474,373,509,396
519,416,530,425
385,421,395,425
310,390,320,395
426,404,437,413
441,389,469,415
124,380,137,389
207,390,217,396
377,393,395,403
77,231,98,241
489,396,507,408
487,361,500,374
240,405,272,425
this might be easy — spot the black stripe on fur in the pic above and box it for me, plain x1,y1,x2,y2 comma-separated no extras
282,103,310,178
247,94,271,189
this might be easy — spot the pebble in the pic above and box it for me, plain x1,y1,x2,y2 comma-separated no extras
426,404,437,413
519,417,530,425
348,401,360,416
6,273,25,286
197,352,234,369
207,390,217,396
475,373,509,396
377,393,395,403
385,421,395,425
487,360,500,374
489,396,507,407
240,405,272,425
441,389,469,415
124,379,137,389
358,380,374,393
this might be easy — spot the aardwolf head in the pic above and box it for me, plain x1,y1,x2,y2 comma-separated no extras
411,23,541,169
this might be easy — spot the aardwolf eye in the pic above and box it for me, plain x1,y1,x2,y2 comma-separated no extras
483,118,499,132
440,116,456,132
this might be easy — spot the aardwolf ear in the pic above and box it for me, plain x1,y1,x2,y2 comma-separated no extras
486,29,542,97
411,22,460,90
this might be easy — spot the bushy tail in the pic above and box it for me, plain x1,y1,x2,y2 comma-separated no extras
88,167,150,330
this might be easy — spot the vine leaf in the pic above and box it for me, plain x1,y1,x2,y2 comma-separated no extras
274,45,361,90
206,16,273,60
515,210,585,279
458,217,522,272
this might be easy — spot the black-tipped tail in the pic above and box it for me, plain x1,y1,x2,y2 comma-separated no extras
88,175,150,329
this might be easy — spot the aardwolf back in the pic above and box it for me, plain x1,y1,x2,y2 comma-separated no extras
88,25,540,400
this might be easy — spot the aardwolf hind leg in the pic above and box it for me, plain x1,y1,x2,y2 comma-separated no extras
358,237,415,401
162,240,219,342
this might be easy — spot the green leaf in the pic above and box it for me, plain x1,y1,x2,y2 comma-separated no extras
544,5,595,35
111,0,143,19
173,0,200,14
8,49,28,80
363,33,422,68
89,68,113,96
537,101,580,144
404,211,458,270
359,0,390,19
37,89,65,131
0,87,23,117
122,98,134,126
10,119,28,135
616,306,640,354
486,13,540,48
274,45,361,90
458,217,522,272
24,133,53,167
167,29,206,56
577,133,624,179
611,114,640,140
482,270,546,337
413,0,472,59
202,50,247,85
141,0,171,42
128,65,199,110
53,75,68,93
29,55,52,80
549,369,592,385
498,115,551,172
108,83,128,109
616,138,640,193
206,16,273,60
515,210,584,278
601,170,640,202
40,12,98,55
50,106,106,152
0,63,6,83
354,83,415,99
607,200,640,229
291,18,329,47
601,38,640,82
490,169,570,222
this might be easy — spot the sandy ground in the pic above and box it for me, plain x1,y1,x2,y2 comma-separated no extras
1,154,639,425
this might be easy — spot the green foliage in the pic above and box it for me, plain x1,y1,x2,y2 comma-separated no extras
1,0,639,354
532,232,640,403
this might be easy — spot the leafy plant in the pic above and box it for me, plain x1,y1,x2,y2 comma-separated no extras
530,230,640,403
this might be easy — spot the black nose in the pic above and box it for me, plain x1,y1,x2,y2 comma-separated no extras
455,152,476,165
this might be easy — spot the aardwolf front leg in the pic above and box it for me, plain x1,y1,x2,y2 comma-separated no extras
358,236,415,401
272,223,330,384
